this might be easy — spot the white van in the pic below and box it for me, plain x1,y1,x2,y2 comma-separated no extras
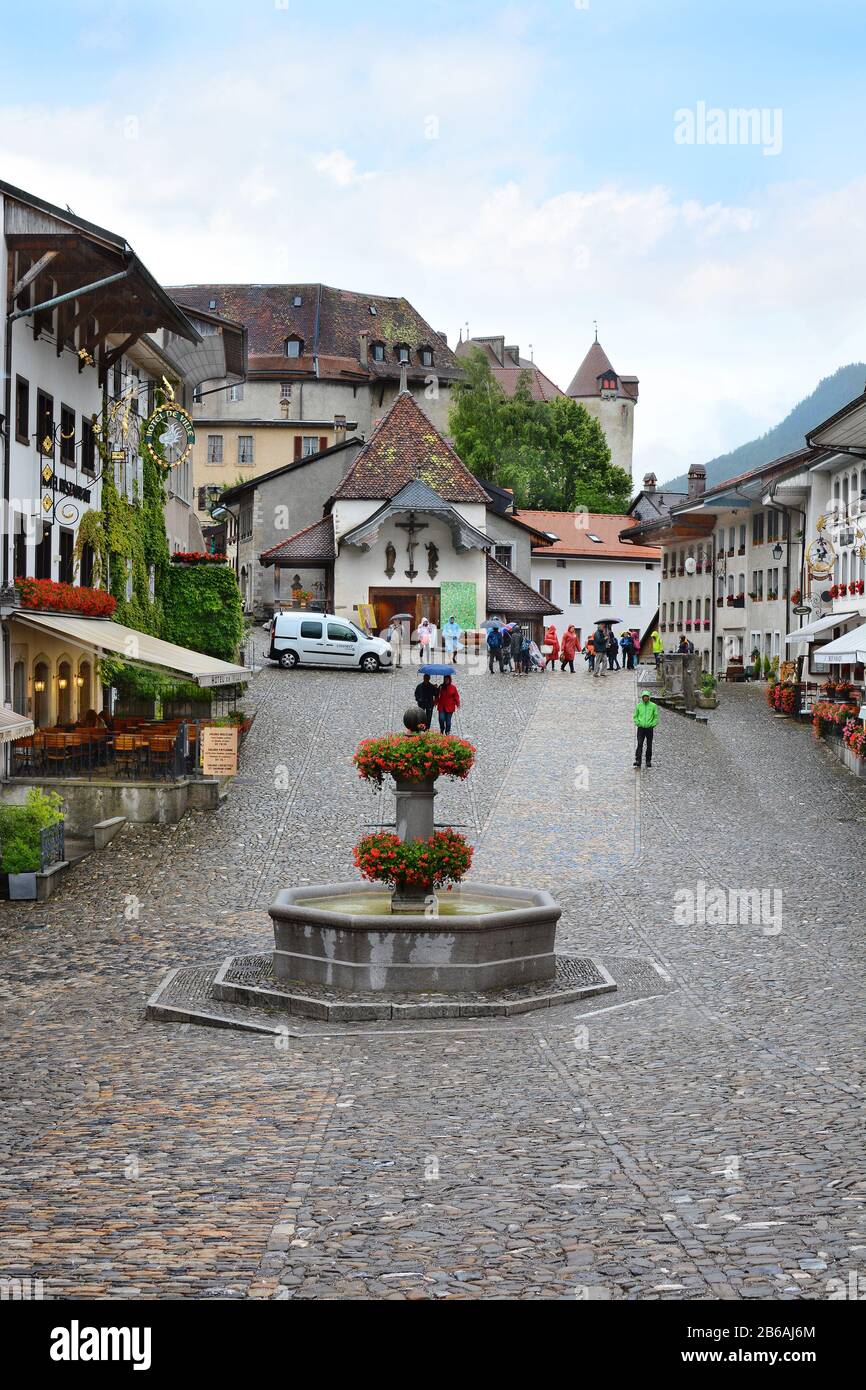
268,611,393,672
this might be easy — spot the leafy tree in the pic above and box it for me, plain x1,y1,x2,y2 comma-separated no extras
449,348,631,512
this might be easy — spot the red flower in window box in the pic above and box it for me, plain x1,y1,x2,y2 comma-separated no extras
170,551,227,565
15,577,116,618
703,619,710,629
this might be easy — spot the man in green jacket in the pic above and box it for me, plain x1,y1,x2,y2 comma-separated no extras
633,690,659,768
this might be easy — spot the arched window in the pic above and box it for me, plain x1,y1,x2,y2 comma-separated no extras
738,573,745,596
33,660,49,729
57,659,72,725
686,599,692,621
13,660,25,716
78,660,92,715
704,596,710,621
677,600,683,625
841,551,849,585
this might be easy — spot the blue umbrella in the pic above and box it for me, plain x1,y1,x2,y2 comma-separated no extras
418,663,456,676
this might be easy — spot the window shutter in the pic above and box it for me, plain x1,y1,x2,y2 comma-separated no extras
198,487,206,510
319,436,327,453
294,436,303,460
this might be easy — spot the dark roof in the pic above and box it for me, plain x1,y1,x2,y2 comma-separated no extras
627,488,687,520
478,477,516,514
260,516,336,567
566,339,638,401
684,445,824,505
331,391,490,504
486,555,561,617
806,388,866,445
219,437,362,502
166,282,464,385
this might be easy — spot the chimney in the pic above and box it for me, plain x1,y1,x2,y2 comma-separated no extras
505,345,520,365
437,330,448,345
687,463,706,500
334,414,347,443
398,362,409,395
643,472,657,492
358,331,368,365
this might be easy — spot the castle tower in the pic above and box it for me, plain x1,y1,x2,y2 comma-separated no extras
566,338,638,481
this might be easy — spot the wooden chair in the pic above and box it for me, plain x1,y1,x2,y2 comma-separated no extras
146,735,176,779
113,733,144,778
42,732,74,775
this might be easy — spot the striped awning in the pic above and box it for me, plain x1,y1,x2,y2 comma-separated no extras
0,707,34,744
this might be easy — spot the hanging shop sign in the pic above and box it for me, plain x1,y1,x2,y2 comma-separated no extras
143,404,195,470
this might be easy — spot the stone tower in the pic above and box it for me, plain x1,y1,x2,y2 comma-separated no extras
566,338,638,481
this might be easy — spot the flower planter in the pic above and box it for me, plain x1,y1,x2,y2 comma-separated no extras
6,872,37,900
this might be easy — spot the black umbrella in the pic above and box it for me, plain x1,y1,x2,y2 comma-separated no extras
593,617,623,625
480,617,502,629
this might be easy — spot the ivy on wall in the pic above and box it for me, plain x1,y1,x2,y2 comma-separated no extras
162,565,244,664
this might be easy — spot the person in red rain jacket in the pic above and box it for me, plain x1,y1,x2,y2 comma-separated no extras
435,674,461,733
560,625,579,673
543,624,560,671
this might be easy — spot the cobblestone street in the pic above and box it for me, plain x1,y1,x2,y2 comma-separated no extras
1,657,864,1300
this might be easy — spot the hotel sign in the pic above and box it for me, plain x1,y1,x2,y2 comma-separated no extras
143,404,195,470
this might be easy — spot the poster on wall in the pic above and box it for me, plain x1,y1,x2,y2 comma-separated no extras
439,581,477,632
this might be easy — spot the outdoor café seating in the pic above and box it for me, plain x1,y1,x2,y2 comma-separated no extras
10,717,205,782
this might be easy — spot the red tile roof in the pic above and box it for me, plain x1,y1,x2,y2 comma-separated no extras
456,339,564,402
167,283,463,384
521,509,660,560
260,516,336,566
566,340,638,401
332,391,490,504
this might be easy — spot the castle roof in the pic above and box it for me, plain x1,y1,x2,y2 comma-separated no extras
566,339,638,402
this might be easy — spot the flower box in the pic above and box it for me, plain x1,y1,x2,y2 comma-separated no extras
703,619,711,629
171,551,227,565
15,577,116,618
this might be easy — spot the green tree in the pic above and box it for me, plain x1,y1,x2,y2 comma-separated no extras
449,348,631,512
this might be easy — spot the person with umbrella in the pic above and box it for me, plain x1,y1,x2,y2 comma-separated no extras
592,621,609,678
435,673,461,733
414,672,439,728
485,619,504,673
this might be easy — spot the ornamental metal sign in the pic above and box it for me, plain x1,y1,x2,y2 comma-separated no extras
143,404,195,470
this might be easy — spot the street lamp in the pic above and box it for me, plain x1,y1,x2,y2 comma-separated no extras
772,543,783,561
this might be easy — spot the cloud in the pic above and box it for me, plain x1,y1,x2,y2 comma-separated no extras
1,20,864,485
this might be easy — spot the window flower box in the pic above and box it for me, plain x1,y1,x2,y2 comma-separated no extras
738,546,746,555
15,577,116,618
678,567,685,576
703,619,711,629
716,597,724,607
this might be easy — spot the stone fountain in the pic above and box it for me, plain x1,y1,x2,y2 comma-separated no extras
268,710,561,993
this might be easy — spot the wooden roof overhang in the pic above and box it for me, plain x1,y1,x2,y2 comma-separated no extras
5,194,199,383
623,513,717,547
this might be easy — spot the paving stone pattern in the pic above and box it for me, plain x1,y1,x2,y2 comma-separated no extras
0,650,864,1299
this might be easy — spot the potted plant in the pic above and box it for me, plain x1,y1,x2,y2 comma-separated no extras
0,789,65,900
697,672,719,709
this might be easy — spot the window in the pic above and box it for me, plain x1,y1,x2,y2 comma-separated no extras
292,294,302,307
302,436,320,457
587,533,603,544
629,581,640,605
569,579,582,604
280,382,292,401
59,528,74,584
284,337,302,358
420,348,433,367
239,502,253,539
13,515,27,580
599,580,612,605
237,435,254,465
193,384,203,404
767,509,779,541
328,623,357,642
60,404,75,466
36,390,54,457
15,376,29,444
739,523,746,551
228,382,244,402
300,621,323,639
36,523,52,579
752,512,764,545
539,579,552,600
371,342,385,362
396,345,410,363
80,541,94,588
207,434,224,464
81,417,95,475
494,545,513,570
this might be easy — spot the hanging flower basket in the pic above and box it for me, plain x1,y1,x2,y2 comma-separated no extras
353,732,476,785
353,828,472,890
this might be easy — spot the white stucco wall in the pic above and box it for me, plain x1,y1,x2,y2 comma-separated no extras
530,553,659,649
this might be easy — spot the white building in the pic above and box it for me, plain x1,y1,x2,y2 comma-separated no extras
522,509,660,651
0,179,245,740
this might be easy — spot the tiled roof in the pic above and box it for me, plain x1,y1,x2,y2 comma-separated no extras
456,339,564,402
260,516,335,566
331,391,490,504
521,509,661,560
566,340,638,401
486,555,561,616
167,283,463,383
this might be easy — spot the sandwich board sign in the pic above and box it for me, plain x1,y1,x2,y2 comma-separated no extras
201,726,238,776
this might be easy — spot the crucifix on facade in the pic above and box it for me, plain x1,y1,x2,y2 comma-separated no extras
394,512,429,580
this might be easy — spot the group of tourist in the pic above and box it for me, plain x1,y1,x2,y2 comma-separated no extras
538,623,643,675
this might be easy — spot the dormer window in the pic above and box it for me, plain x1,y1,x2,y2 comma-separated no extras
284,336,303,358
369,305,378,316
396,345,411,364
420,347,433,368
292,294,302,307
600,374,617,392
587,533,603,544
370,341,385,362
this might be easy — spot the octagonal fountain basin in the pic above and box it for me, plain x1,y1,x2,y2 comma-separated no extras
269,881,561,993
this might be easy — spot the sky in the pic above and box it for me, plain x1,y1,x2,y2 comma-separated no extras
2,0,866,483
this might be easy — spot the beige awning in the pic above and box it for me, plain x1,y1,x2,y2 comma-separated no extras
785,611,856,643
12,612,248,688
0,707,34,744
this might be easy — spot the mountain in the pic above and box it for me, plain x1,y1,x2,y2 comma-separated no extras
663,364,866,491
